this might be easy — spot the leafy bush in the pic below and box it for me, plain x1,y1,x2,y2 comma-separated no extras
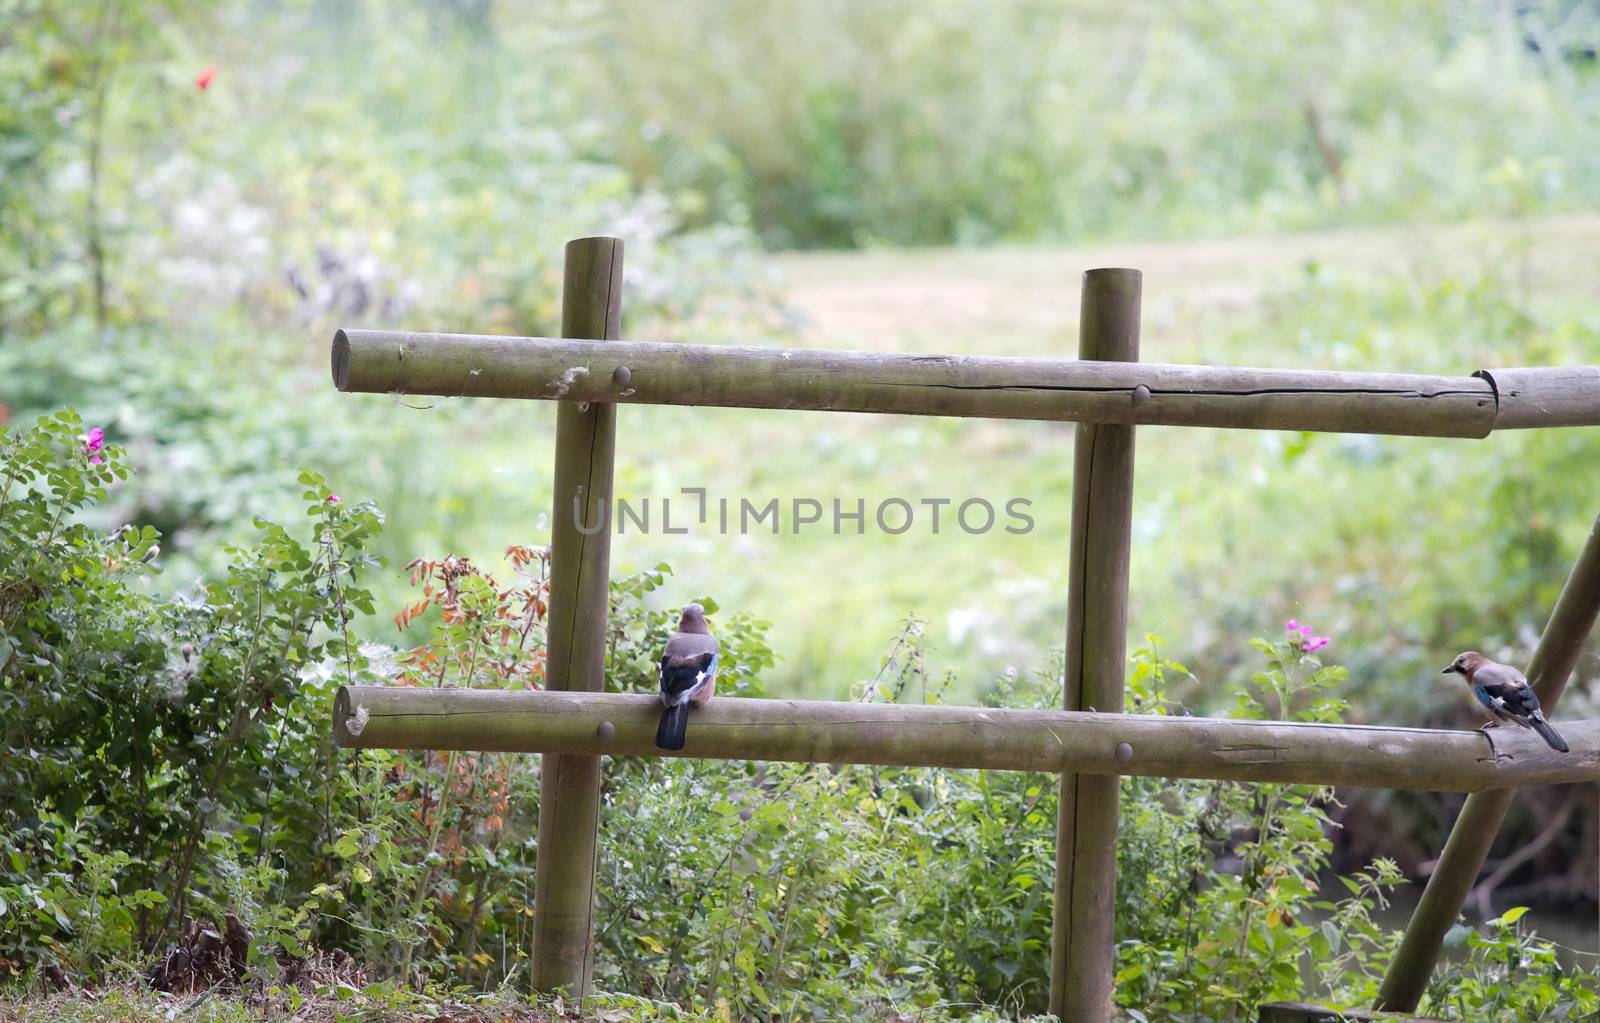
0,412,379,982
593,623,1599,1019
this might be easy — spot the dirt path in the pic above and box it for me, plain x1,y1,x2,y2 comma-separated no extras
774,214,1600,357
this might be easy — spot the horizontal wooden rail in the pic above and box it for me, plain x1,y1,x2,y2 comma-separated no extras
333,687,1600,792
331,329,1600,436
1474,366,1600,429
1262,1002,1436,1022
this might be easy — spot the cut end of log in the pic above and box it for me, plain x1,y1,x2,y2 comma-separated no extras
331,330,351,391
332,685,364,747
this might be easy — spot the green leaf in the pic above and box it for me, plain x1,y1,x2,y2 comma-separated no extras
333,831,361,859
1320,920,1341,955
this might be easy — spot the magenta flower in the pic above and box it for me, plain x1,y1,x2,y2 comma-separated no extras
82,427,105,464
1285,618,1332,653
326,494,341,505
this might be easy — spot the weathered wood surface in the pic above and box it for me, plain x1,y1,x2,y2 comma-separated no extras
332,687,1600,792
1376,508,1600,1012
531,237,623,999
330,328,1518,437
1260,1001,1442,1022
1053,268,1140,1023
1475,365,1600,428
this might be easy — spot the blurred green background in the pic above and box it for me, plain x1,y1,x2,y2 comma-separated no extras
4,0,1599,923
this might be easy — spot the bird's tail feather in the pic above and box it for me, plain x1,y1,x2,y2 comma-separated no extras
656,703,690,751
1530,715,1569,754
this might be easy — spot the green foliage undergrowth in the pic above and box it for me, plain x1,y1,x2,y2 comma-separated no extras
2,413,1596,1021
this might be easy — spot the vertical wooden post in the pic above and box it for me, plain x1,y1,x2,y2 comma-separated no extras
1051,268,1141,1021
1376,508,1600,1012
532,237,624,998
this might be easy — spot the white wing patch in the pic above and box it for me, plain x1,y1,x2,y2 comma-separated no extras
661,651,717,706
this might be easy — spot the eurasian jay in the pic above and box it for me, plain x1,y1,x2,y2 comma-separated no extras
1442,651,1568,753
655,603,719,751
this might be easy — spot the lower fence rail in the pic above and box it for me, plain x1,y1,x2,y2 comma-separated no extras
1260,1002,1443,1022
332,686,1600,792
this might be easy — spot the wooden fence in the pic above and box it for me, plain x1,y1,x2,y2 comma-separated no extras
330,236,1600,1021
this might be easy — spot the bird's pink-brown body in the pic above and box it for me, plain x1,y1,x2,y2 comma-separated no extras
1441,651,1568,753
655,604,719,750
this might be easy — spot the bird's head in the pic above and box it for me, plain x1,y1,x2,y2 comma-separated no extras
1441,651,1485,678
678,603,711,634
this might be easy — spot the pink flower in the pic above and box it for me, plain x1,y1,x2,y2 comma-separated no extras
1285,617,1332,653
195,66,217,91
83,427,104,452
326,495,341,505
89,454,104,465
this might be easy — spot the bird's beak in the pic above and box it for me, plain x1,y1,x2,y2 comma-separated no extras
1441,665,1458,675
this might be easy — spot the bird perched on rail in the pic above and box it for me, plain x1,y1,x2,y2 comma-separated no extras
656,603,719,751
1442,651,1568,753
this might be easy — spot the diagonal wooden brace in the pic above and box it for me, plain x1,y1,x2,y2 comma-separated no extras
1376,509,1600,1012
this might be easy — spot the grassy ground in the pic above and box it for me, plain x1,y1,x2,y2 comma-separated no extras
0,985,1010,1021
0,986,631,1022
0,988,544,1023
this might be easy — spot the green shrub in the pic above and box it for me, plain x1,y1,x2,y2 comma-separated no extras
0,412,380,981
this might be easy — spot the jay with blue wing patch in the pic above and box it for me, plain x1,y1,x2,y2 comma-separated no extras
1442,650,1568,753
655,603,719,751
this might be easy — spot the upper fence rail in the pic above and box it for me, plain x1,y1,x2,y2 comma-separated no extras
332,328,1600,437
